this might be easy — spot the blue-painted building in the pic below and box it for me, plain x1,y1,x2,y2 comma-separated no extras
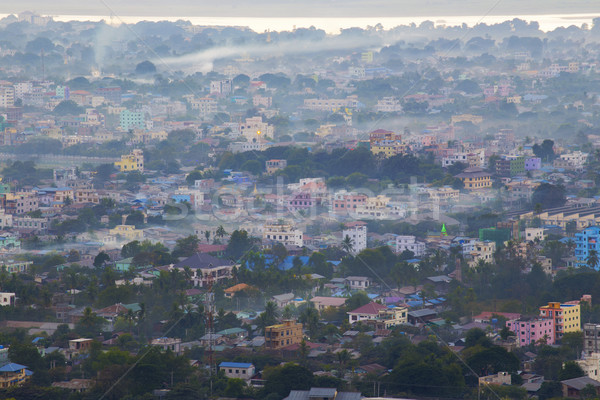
575,226,600,268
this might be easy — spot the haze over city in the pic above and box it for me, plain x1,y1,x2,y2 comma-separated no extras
0,2,597,400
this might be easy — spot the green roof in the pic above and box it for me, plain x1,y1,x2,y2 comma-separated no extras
217,327,246,335
123,303,141,313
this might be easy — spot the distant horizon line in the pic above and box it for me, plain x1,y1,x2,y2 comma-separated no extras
2,12,599,34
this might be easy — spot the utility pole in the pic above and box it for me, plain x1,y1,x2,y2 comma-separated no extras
40,49,45,81
205,268,216,379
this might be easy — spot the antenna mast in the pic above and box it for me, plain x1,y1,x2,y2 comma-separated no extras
204,270,216,377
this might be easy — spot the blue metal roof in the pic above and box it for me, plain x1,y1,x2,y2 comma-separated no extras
219,362,252,368
0,363,27,372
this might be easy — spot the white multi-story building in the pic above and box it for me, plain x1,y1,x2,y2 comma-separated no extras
189,96,217,119
554,151,588,171
374,97,403,113
210,79,232,95
342,223,367,254
263,222,303,247
228,141,272,153
239,116,274,141
0,86,14,108
14,82,32,99
395,235,426,257
525,228,546,242
464,240,496,266
303,96,358,112
442,150,485,168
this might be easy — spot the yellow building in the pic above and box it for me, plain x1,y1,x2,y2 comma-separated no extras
455,167,492,190
115,149,144,172
108,225,144,241
0,363,31,388
377,306,408,328
264,320,303,349
451,114,483,125
539,301,581,341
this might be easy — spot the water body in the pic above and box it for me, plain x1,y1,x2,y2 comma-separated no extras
1,13,599,34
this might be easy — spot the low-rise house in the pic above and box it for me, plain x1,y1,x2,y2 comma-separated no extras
52,379,93,393
65,338,93,361
272,293,295,308
283,388,361,400
407,309,438,325
219,362,255,381
479,371,511,386
345,276,370,290
561,376,600,398
224,283,255,298
347,302,387,324
151,337,182,356
310,296,347,312
0,292,15,306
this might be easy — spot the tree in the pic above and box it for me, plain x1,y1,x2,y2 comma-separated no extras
53,100,84,116
226,230,254,260
204,230,211,243
121,240,142,258
76,307,105,336
263,363,313,399
499,326,515,340
532,139,555,162
272,243,288,264
559,361,585,381
172,235,200,258
135,60,157,74
216,225,227,239
537,381,563,400
587,249,599,270
299,304,320,339
94,251,110,269
580,383,598,399
465,328,492,348
531,183,566,210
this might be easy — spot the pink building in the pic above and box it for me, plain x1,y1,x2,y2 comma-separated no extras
333,192,367,215
506,317,555,346
287,192,316,211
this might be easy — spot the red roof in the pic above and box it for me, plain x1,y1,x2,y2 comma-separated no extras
348,302,387,315
370,129,393,134
96,303,128,316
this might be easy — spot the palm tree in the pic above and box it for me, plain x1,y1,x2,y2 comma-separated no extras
586,249,599,270
336,349,351,378
342,235,354,255
125,309,136,333
281,304,294,319
216,225,226,239
299,305,320,339
263,301,279,323
298,339,309,366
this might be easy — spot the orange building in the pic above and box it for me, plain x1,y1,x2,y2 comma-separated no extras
264,320,303,349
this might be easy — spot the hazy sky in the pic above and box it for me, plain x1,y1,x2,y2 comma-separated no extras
1,0,599,18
